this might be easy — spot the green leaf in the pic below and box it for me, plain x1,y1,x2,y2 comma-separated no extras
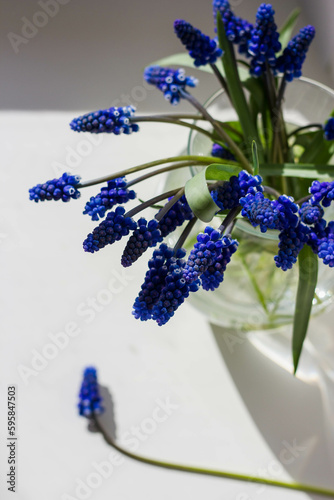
184,163,241,222
252,141,259,175
242,77,265,112
149,52,249,80
292,245,318,374
260,162,334,179
278,8,301,53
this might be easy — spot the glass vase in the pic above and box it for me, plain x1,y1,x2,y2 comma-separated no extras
185,77,334,332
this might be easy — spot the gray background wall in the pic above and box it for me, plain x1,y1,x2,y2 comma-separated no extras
1,0,334,112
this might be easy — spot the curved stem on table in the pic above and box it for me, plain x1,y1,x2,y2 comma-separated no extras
92,414,334,498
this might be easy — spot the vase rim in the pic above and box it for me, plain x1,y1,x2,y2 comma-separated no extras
202,76,334,109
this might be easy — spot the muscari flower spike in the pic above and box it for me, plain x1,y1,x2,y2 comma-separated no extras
240,192,299,233
324,117,334,141
276,25,315,82
78,367,104,418
70,106,139,135
132,244,181,321
248,3,281,77
299,201,324,225
309,180,334,207
151,259,200,326
274,222,310,271
211,170,263,211
201,235,238,291
183,226,223,283
144,66,198,105
316,221,334,267
212,0,253,56
211,143,236,161
83,177,136,221
83,206,137,253
174,19,222,67
156,195,193,238
29,172,81,203
307,219,327,254
121,218,163,268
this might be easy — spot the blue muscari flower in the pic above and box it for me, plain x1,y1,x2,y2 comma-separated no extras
152,261,200,326
276,26,315,82
317,221,334,267
211,170,263,211
274,222,310,271
174,19,222,67
144,66,198,105
309,180,334,207
132,244,182,321
212,0,253,56
201,236,238,291
29,172,81,203
324,117,334,141
156,195,193,237
83,177,136,221
78,367,104,418
83,206,137,253
307,219,327,254
248,4,281,77
183,226,223,283
121,218,163,268
211,143,236,161
299,201,324,225
240,193,298,233
70,106,139,135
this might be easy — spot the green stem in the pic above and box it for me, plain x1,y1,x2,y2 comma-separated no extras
155,188,185,222
179,89,252,172
218,206,241,234
173,217,198,253
77,155,227,189
210,63,231,99
287,123,323,139
124,189,181,219
239,253,269,314
93,415,334,498
131,116,216,141
126,161,207,188
216,14,263,162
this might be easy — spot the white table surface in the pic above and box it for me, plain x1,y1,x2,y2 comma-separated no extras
1,112,334,500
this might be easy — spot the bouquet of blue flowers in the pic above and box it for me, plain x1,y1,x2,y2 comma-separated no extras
29,1,334,374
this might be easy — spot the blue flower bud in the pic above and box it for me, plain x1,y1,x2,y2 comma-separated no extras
144,66,198,105
121,218,163,267
78,367,104,418
324,117,334,141
174,19,222,67
274,222,310,271
83,206,137,253
29,172,81,203
70,106,139,135
83,177,136,221
276,25,315,82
